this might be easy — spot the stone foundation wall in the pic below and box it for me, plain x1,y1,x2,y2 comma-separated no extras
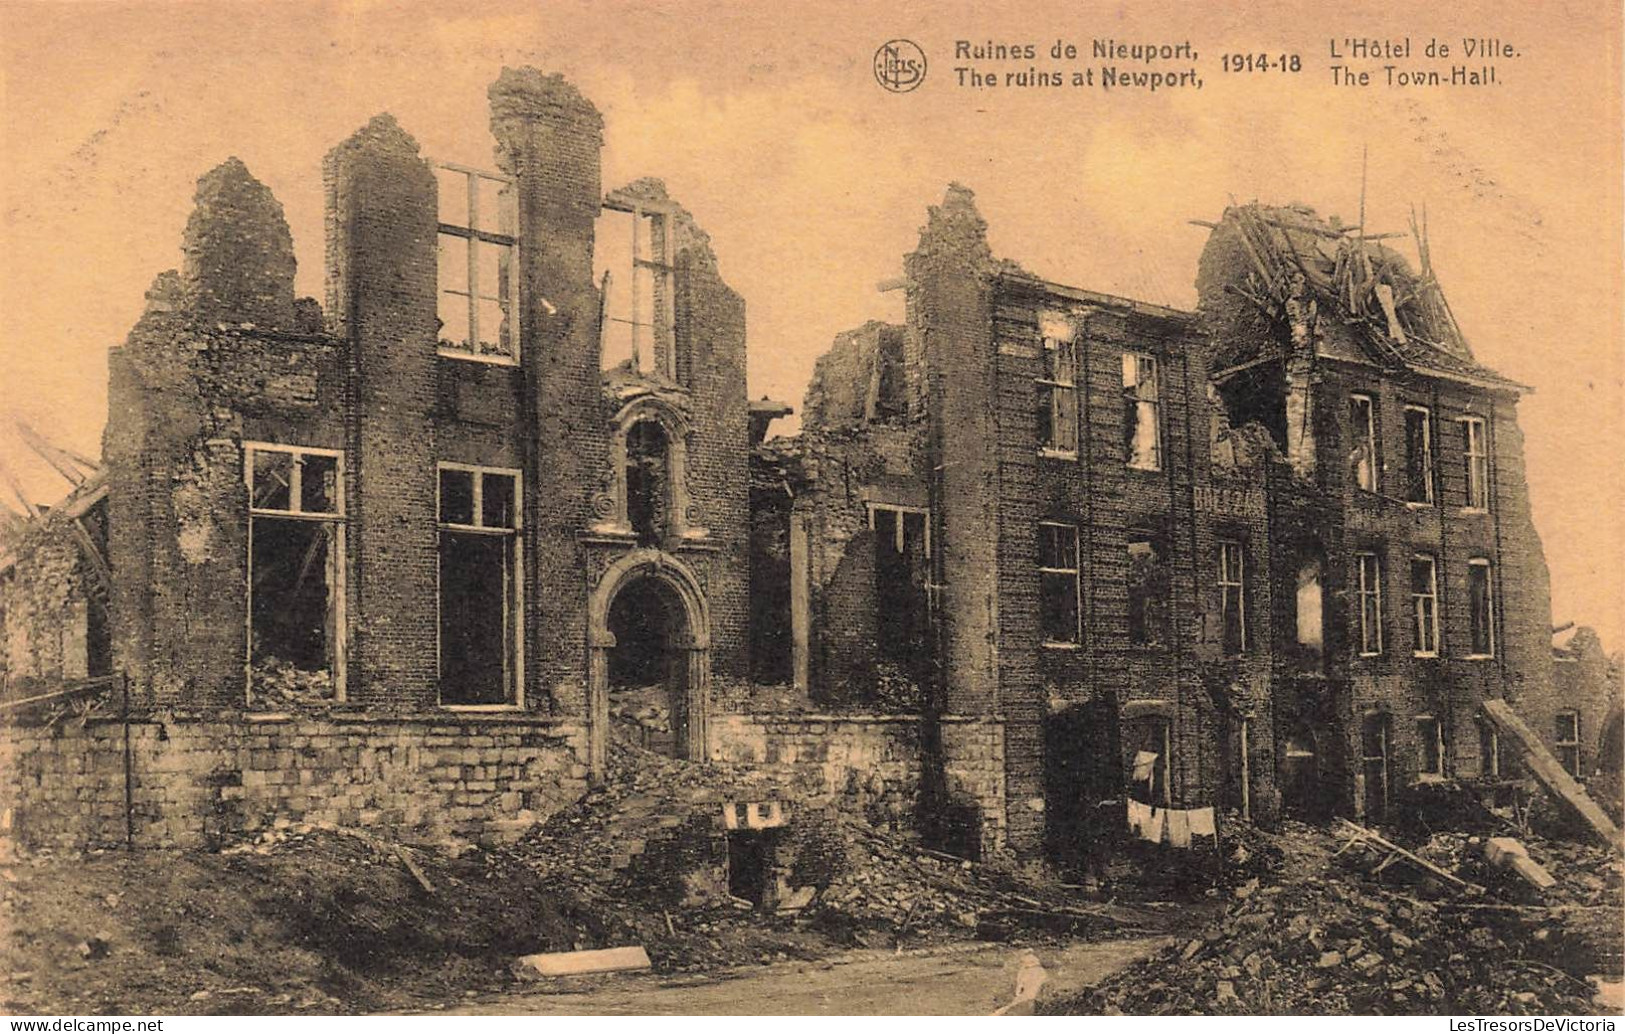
0,712,588,849
707,712,1006,854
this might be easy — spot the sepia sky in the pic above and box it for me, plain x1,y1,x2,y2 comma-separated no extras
1,0,1620,649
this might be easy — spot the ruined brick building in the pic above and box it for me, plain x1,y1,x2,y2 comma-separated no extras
0,68,1611,861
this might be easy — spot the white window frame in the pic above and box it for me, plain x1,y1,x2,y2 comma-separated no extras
244,442,347,704
1217,539,1246,655
1351,393,1378,493
1460,416,1490,512
599,196,678,381
436,462,525,710
1122,352,1163,472
435,162,520,366
1356,551,1384,656
1403,405,1435,506
1465,557,1495,659
866,503,932,558
1038,317,1079,458
1038,521,1082,648
1410,554,1440,657
1555,710,1583,778
1415,714,1445,781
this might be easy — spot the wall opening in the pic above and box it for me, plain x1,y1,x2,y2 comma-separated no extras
1045,699,1121,877
626,420,670,547
726,829,779,907
870,503,931,695
1361,712,1392,820
607,575,690,757
438,465,522,707
1280,723,1324,819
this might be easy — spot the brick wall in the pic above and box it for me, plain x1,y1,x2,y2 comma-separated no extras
0,712,588,849
708,713,1006,855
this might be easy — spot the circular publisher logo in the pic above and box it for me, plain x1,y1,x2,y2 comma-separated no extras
874,39,927,93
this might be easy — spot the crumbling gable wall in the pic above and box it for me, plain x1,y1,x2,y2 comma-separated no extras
106,161,345,708
0,523,96,691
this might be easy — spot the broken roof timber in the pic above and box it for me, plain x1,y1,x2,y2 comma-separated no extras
999,271,1195,322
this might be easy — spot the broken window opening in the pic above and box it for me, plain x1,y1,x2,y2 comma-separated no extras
1467,558,1495,658
1355,551,1384,656
1479,719,1502,779
1037,321,1078,455
1404,406,1434,505
626,419,671,547
436,164,518,363
1125,715,1172,807
1126,534,1170,648
438,464,522,707
607,576,689,758
1416,715,1444,780
1461,416,1490,511
246,444,344,706
870,504,932,687
1361,712,1392,818
1122,352,1162,470
1217,540,1246,656
596,204,677,380
1350,394,1378,493
1555,710,1582,778
1038,522,1080,646
1410,554,1439,657
1281,723,1323,819
1294,555,1325,659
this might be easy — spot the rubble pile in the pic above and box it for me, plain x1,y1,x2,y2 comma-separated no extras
1052,823,1619,1016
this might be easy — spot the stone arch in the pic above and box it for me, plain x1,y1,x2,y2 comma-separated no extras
593,395,707,542
587,548,710,777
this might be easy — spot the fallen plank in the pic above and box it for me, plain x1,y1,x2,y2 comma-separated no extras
1335,819,1480,893
1484,837,1557,891
515,946,652,978
1481,699,1624,852
394,845,435,895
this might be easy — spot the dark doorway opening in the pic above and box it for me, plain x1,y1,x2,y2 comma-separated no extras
726,829,778,907
1281,723,1329,820
1044,699,1123,877
607,576,690,757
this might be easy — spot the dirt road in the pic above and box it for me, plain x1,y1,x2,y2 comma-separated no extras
444,937,1173,1016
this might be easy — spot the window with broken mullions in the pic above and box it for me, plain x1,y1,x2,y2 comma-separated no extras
1127,535,1170,648
1350,394,1378,493
596,202,677,380
1038,522,1080,646
1356,551,1383,656
1416,715,1444,780
438,465,522,707
1404,405,1434,504
626,419,671,546
1217,540,1246,655
246,444,344,706
1037,319,1078,455
1467,558,1495,658
1410,554,1439,657
1122,352,1162,470
1555,710,1582,778
436,164,518,363
1461,416,1490,510
870,504,932,680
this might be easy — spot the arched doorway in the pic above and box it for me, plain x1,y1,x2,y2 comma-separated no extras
606,576,689,756
587,550,710,778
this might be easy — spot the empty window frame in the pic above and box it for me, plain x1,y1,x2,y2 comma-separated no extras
1217,540,1246,656
1037,321,1078,455
1410,554,1440,657
1555,710,1582,778
625,419,671,546
245,444,345,704
438,465,523,707
1467,558,1495,658
1038,522,1081,646
1404,405,1434,504
1461,416,1490,510
1355,552,1384,656
597,201,677,379
1122,353,1162,471
1416,715,1444,779
436,164,518,362
869,503,932,675
1127,535,1170,648
1361,712,1392,818
1350,394,1378,493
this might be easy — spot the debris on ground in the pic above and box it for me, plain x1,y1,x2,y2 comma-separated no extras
1044,821,1624,1016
